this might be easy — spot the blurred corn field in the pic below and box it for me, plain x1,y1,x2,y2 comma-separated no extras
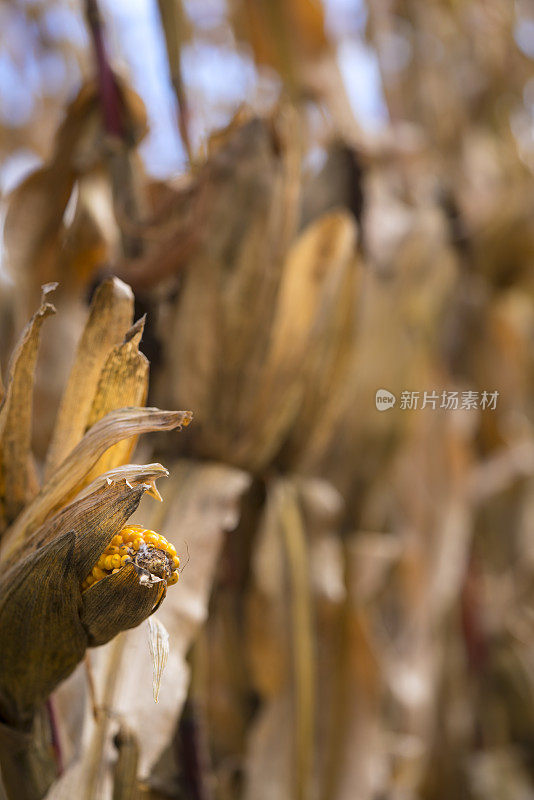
0,1,534,799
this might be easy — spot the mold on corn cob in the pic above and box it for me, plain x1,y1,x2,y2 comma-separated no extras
82,525,180,591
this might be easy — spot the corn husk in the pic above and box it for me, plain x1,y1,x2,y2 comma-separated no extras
0,284,56,531
44,277,135,480
0,282,190,800
160,112,301,473
44,460,250,798
3,82,146,317
158,115,362,477
0,473,158,726
4,4,534,797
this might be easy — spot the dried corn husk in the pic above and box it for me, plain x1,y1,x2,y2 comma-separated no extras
153,113,297,467
159,116,362,477
3,82,146,317
44,277,135,479
0,282,191,800
45,460,250,799
0,474,158,727
0,284,56,531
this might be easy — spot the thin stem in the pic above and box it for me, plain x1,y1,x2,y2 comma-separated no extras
84,0,124,139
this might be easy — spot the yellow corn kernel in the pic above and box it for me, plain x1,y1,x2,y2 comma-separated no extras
82,525,180,591
92,566,107,580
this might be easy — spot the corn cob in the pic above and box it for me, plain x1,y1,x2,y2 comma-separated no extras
82,525,180,592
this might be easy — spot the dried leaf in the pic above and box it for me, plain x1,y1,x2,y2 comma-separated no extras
3,81,147,314
1,408,191,561
164,114,301,469
83,318,149,483
278,481,315,800
72,463,169,503
0,284,57,532
44,278,134,479
12,467,166,567
235,0,328,95
245,210,358,470
4,164,76,307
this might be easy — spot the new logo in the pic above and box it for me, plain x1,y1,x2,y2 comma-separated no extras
375,389,396,411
